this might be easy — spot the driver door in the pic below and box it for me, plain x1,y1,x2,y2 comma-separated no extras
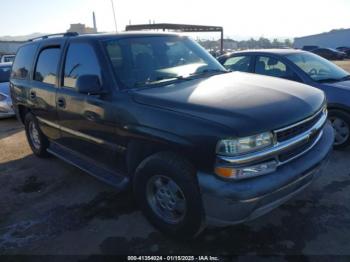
56,42,119,170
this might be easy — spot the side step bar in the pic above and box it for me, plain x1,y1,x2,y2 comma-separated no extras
47,142,129,192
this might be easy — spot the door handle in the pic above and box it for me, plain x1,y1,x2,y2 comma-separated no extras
30,91,36,99
57,97,66,108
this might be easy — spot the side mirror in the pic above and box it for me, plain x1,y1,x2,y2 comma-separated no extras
76,75,102,95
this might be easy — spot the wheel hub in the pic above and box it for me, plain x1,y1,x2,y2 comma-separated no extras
29,121,41,149
147,175,186,224
330,116,350,146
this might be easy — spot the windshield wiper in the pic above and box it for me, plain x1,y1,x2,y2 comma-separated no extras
316,78,340,83
316,75,350,83
189,69,229,77
134,76,188,88
133,69,228,88
339,75,350,81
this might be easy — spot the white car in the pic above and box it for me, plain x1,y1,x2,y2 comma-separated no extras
0,55,15,63
0,63,15,118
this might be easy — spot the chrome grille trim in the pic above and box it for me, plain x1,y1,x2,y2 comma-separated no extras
218,107,328,166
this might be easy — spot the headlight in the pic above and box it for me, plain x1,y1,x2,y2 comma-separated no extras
216,132,274,156
0,93,7,101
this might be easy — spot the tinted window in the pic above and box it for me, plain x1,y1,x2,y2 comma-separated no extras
64,43,101,88
223,56,251,72
0,66,11,83
11,44,37,79
34,47,61,85
255,56,298,80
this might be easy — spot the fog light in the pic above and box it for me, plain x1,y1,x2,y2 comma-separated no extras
215,160,278,180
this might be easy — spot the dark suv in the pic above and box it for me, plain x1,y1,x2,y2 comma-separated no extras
10,32,333,238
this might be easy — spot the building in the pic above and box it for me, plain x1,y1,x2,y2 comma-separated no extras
294,28,350,49
67,23,97,35
0,41,25,55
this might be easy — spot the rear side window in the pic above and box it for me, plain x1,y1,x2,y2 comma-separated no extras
11,44,37,79
63,43,101,89
34,47,61,85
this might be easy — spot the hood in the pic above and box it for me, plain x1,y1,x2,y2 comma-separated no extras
0,82,10,96
323,80,350,91
132,72,325,136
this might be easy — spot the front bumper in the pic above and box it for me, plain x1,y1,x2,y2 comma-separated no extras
197,122,334,226
0,98,15,119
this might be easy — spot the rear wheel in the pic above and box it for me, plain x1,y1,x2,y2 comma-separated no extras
133,152,205,239
24,113,50,157
329,110,350,149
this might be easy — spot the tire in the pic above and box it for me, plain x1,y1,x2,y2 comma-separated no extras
24,113,50,157
329,109,350,150
133,152,205,239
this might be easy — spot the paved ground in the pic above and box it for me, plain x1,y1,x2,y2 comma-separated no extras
1,118,350,259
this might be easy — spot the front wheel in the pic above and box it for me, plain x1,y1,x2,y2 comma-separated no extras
133,152,205,239
329,110,350,149
24,113,50,157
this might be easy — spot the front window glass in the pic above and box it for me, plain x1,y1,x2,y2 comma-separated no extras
63,43,102,89
0,66,11,83
286,52,349,82
104,36,226,89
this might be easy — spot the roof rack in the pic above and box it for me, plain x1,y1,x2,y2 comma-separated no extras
28,32,79,42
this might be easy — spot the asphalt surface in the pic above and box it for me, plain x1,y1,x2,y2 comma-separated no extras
1,118,350,259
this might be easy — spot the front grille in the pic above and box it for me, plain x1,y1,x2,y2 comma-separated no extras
278,129,321,163
275,110,324,142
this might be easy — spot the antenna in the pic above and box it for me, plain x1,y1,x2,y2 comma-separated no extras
93,12,97,33
110,0,118,32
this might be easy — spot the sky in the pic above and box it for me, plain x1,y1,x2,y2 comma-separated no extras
1,0,350,40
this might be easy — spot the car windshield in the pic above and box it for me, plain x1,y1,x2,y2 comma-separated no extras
0,66,11,83
104,35,227,89
285,52,349,82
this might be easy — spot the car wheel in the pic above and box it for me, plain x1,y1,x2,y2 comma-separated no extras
24,113,50,157
329,110,350,149
133,152,205,239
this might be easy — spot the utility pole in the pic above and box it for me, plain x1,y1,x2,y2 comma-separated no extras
110,0,118,32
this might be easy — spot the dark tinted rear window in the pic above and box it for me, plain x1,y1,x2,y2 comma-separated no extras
11,44,37,80
0,66,11,83
34,47,61,85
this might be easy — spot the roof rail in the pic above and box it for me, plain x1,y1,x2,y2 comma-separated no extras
28,32,79,42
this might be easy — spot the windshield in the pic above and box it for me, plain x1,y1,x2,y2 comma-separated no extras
104,35,226,89
0,66,11,83
286,52,349,82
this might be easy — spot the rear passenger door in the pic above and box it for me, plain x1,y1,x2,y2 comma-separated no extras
30,41,62,140
55,42,119,170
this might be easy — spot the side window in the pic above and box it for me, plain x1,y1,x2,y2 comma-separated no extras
64,43,101,89
34,47,61,85
223,56,252,72
255,56,298,80
11,44,37,79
